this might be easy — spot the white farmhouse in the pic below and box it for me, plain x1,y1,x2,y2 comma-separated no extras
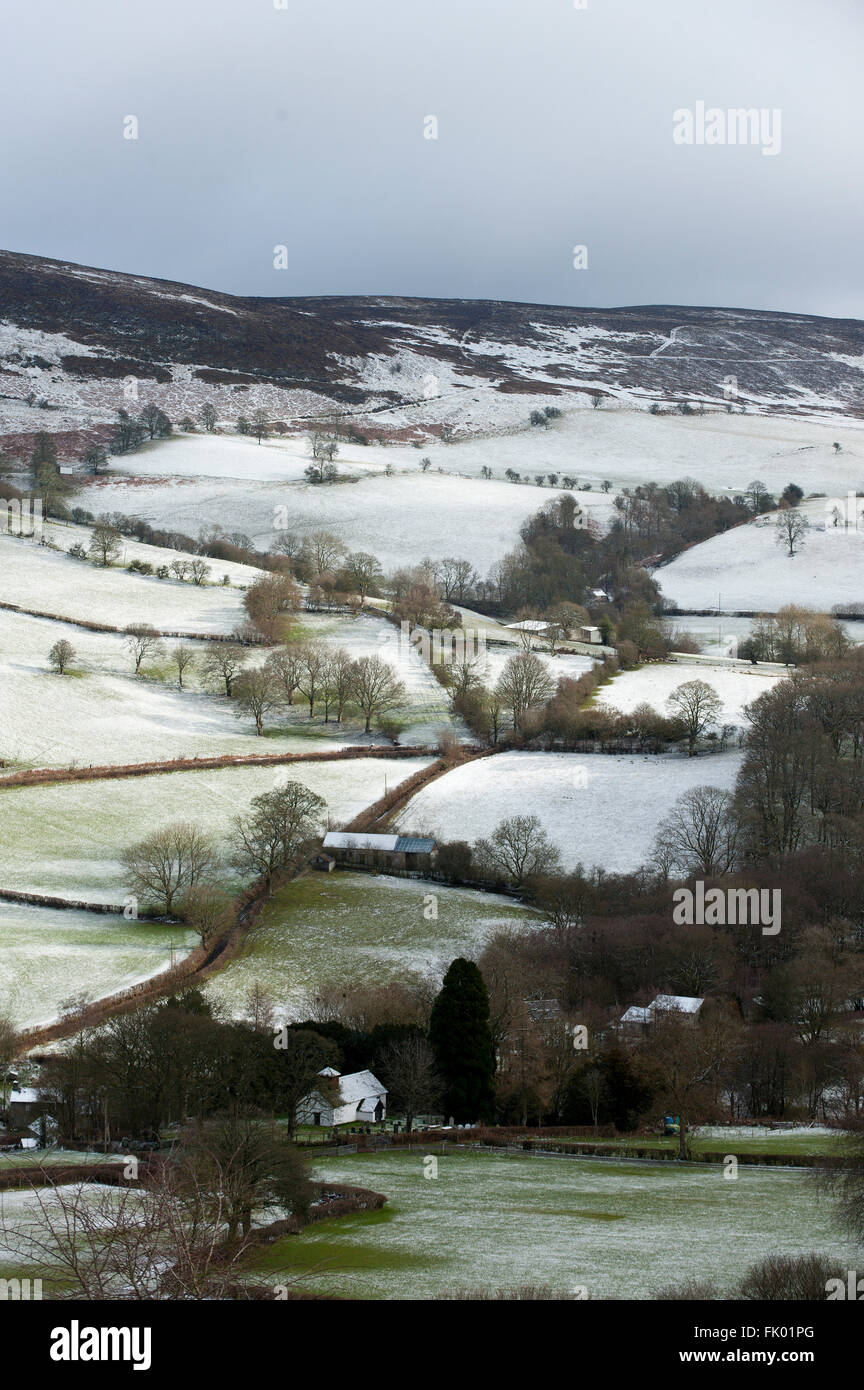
297,1067,388,1128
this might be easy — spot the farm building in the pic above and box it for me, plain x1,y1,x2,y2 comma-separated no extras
321,831,436,871
619,994,704,1032
297,1067,388,1128
579,625,603,644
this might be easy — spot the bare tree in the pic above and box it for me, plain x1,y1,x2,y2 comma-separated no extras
265,645,303,707
176,882,232,946
295,641,329,718
305,529,347,575
122,822,217,915
475,815,562,886
251,408,269,443
350,654,406,733
654,785,741,878
644,1010,730,1158
172,643,196,689
495,651,555,732
377,1036,440,1132
88,518,122,567
232,666,282,736
231,782,326,888
667,679,722,757
48,638,76,675
202,642,246,697
124,624,164,675
775,508,810,557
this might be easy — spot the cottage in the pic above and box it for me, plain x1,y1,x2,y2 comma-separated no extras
321,831,435,871
579,625,603,645
297,1068,388,1128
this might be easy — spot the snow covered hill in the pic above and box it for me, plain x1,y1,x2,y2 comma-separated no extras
657,498,864,613
1,249,863,462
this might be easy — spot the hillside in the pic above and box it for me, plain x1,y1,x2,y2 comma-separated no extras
2,249,863,462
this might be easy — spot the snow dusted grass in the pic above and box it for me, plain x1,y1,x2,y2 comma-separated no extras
598,661,784,728
0,526,254,634
0,757,431,900
204,873,540,1023
108,432,373,483
77,467,608,573
0,607,357,768
247,1150,851,1300
0,902,195,1028
659,499,864,613
299,611,463,745
395,750,742,873
480,643,595,688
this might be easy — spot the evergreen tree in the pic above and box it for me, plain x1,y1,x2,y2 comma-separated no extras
30,432,67,513
429,958,495,1123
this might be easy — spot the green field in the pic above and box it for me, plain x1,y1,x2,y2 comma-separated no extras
244,1149,854,1300
205,872,540,1019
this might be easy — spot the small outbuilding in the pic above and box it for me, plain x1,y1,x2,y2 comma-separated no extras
321,831,435,871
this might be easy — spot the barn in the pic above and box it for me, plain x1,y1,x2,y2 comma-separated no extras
321,831,436,871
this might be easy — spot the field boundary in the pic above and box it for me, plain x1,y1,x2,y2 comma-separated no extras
0,744,435,790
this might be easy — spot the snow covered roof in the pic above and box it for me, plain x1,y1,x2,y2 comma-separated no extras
504,619,552,632
322,832,434,853
620,995,704,1025
336,1070,387,1104
323,832,399,851
9,1088,40,1105
652,994,704,1014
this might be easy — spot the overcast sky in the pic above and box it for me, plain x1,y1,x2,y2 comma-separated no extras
0,0,861,317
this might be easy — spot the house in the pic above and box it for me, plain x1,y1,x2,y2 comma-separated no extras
6,1087,46,1126
321,831,435,871
297,1067,388,1128
579,625,603,644
619,994,704,1032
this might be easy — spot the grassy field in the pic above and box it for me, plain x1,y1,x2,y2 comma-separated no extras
243,1148,854,1300
527,1128,846,1157
0,758,431,901
205,871,540,1021
0,902,195,1028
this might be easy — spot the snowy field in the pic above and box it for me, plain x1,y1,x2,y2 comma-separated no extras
250,1149,852,1300
658,499,864,613
597,661,783,728
0,526,256,633
205,873,541,1023
480,643,595,688
299,611,464,745
395,750,743,873
669,612,864,655
0,901,195,1028
76,467,607,574
0,606,458,767
0,757,431,900
105,409,864,495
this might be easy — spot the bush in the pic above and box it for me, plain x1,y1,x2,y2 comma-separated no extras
737,1253,841,1301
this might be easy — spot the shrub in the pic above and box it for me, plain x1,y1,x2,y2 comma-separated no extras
737,1253,841,1301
